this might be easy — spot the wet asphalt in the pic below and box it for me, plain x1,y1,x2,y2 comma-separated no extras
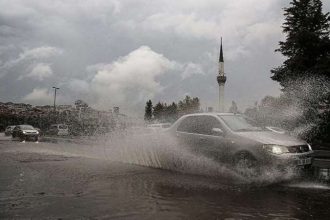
1,134,330,219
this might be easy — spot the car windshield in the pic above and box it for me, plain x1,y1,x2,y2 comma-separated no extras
20,125,34,130
218,115,264,132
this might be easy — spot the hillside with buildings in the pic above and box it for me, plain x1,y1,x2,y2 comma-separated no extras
0,101,128,135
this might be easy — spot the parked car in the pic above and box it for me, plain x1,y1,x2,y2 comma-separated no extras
12,125,39,142
48,124,69,136
147,123,172,132
167,113,313,170
34,127,43,136
5,125,16,136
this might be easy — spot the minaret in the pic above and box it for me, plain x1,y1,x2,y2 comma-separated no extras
217,37,227,112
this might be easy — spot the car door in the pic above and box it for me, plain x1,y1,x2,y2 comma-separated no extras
194,115,231,161
176,116,201,150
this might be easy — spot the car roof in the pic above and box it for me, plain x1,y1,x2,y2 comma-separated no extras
17,125,34,128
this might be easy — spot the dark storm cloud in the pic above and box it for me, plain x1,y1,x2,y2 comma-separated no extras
0,0,329,114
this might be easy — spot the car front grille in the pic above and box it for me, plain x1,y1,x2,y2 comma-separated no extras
288,145,310,153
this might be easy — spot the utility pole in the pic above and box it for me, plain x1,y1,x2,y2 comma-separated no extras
52,86,60,112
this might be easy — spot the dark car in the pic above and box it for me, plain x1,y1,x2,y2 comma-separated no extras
167,113,313,170
12,125,40,142
5,125,16,136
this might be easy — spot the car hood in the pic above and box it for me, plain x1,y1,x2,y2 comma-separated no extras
235,131,306,146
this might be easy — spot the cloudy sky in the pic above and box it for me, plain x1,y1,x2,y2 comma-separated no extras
0,0,329,115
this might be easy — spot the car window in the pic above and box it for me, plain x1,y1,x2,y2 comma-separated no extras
177,116,198,133
219,115,263,132
195,116,223,135
177,116,223,135
20,125,34,130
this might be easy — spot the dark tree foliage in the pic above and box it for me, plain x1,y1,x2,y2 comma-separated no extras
269,0,330,146
166,102,178,121
144,100,153,122
153,102,165,121
145,96,200,123
271,0,330,85
178,96,200,115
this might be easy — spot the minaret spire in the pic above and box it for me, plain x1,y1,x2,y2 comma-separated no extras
219,37,224,62
217,37,227,112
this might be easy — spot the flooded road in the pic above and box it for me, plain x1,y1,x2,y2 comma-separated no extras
1,134,330,219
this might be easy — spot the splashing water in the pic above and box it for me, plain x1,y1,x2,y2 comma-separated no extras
13,130,303,185
285,181,330,190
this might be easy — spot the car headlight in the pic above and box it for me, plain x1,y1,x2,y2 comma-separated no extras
22,131,27,134
263,145,289,155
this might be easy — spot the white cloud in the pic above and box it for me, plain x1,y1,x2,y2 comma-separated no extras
67,79,90,94
90,46,177,108
18,46,63,61
0,46,62,78
22,88,53,105
181,62,204,79
143,13,220,40
3,0,321,111
22,63,53,81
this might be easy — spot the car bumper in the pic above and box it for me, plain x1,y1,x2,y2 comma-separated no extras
22,134,39,140
268,151,314,167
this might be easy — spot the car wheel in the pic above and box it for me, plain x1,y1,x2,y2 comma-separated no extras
19,135,25,142
233,151,258,170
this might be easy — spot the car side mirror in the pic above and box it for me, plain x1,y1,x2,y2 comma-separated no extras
212,128,224,136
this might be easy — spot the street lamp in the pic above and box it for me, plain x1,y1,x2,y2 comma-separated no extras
52,86,60,112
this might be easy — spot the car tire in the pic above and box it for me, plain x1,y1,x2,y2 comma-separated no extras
19,136,25,142
233,151,258,169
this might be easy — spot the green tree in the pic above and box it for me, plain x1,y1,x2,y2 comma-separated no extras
144,100,153,122
178,96,200,115
153,102,165,122
270,0,330,144
166,102,178,122
271,0,330,86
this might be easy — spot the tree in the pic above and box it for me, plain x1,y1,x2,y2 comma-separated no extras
229,101,239,114
270,0,330,144
74,100,88,109
144,100,153,122
166,102,178,122
178,96,200,115
153,102,165,122
271,0,330,86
